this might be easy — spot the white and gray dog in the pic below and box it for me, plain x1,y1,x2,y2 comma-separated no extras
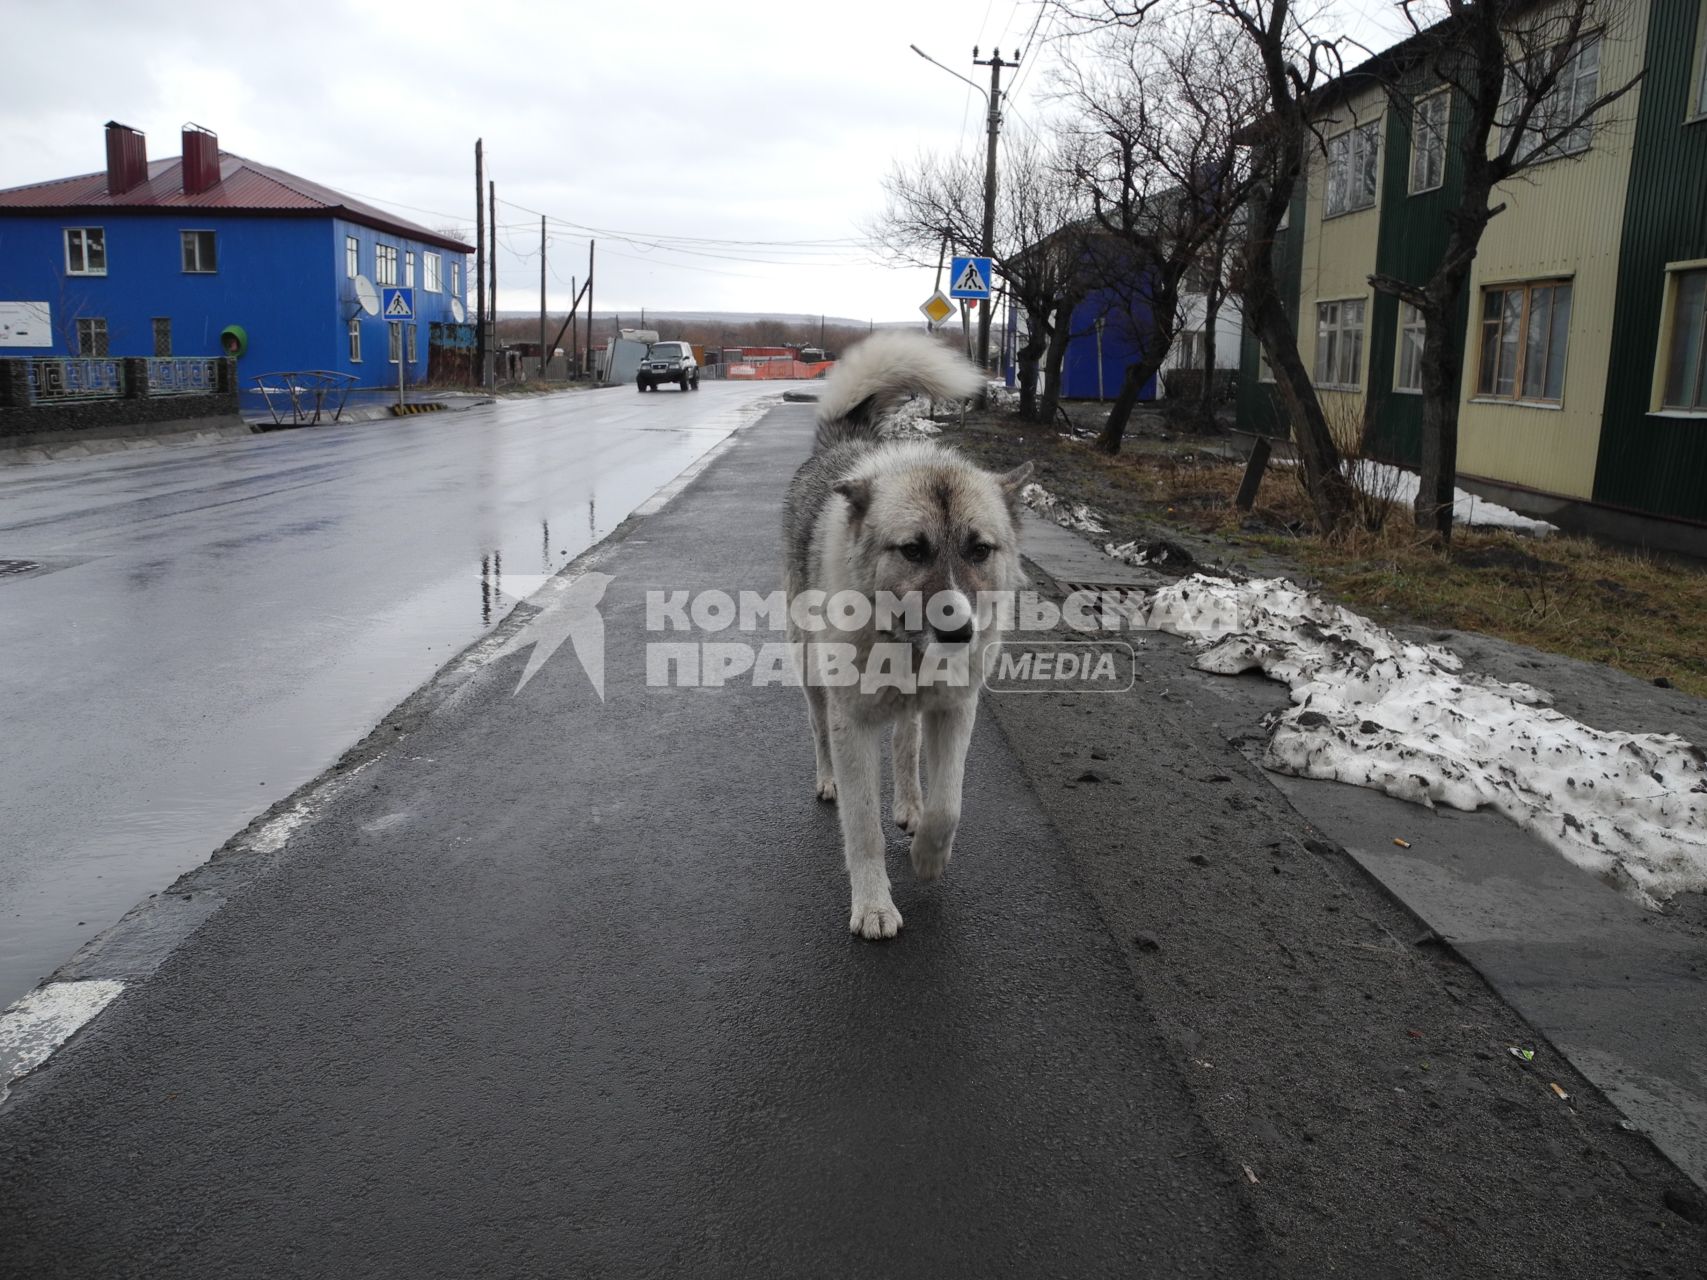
783,332,1031,940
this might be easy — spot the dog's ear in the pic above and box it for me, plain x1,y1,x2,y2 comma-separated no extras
995,461,1034,518
834,478,873,520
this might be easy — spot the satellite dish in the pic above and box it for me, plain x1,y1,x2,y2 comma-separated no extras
354,275,380,316
451,298,466,323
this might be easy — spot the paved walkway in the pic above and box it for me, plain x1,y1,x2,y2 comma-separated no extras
0,407,1269,1278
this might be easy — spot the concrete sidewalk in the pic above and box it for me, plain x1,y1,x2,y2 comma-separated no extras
1016,512,1707,1195
0,407,1269,1278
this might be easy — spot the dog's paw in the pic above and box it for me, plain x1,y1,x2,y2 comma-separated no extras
892,801,921,835
909,812,958,881
849,896,903,940
816,775,837,802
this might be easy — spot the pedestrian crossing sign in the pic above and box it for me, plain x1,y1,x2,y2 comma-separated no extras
919,290,956,325
948,256,992,299
382,287,415,320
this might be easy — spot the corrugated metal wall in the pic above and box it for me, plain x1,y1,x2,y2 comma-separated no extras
1235,180,1308,437
1593,0,1707,519
1366,75,1474,467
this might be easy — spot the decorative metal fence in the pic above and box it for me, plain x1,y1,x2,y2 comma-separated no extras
146,357,222,396
248,371,357,425
26,358,125,401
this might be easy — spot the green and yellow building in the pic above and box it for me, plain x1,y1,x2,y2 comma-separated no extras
1237,0,1707,543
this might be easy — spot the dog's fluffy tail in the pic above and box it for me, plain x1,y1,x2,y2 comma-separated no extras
814,331,984,450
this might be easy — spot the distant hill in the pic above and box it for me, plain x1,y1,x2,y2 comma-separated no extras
494,310,915,328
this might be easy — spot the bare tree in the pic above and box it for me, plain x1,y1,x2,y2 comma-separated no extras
1368,0,1643,542
872,137,1089,421
1053,13,1267,454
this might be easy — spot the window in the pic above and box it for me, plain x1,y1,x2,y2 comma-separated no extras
1325,121,1380,217
1177,330,1205,369
388,321,402,364
65,227,106,275
1258,346,1276,383
348,317,362,363
181,230,217,273
404,250,416,288
1410,91,1449,193
423,253,443,293
1396,303,1427,391
376,243,398,286
76,317,109,356
1504,34,1602,161
450,260,461,299
346,235,360,278
1661,267,1707,411
152,317,172,357
406,322,418,364
1477,280,1573,402
1697,5,1707,118
1314,298,1366,388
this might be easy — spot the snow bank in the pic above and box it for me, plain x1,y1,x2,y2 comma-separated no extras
881,395,946,439
1143,575,1707,903
1344,459,1558,536
1021,482,1108,534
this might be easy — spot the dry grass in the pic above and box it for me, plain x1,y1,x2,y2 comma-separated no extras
950,407,1707,697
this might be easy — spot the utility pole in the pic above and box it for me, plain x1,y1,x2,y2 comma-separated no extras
971,46,1017,379
474,139,485,387
539,215,547,380
587,240,597,384
488,180,498,375
570,275,578,378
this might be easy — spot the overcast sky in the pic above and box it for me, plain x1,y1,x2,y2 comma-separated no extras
2,0,1412,323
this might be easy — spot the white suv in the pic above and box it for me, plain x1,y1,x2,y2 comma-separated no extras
637,341,699,392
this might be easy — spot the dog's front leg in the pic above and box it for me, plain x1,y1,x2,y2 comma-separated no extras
891,711,922,835
911,701,976,881
829,704,901,939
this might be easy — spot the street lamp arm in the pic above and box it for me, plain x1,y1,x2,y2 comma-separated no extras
909,44,989,104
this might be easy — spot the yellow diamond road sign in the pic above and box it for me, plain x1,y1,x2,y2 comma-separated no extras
919,290,955,325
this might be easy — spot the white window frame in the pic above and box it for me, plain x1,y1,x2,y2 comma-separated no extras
1314,297,1367,389
1409,90,1449,194
1653,260,1707,414
388,321,402,364
1475,278,1574,404
450,260,461,299
404,250,415,289
1324,120,1381,218
65,227,107,276
1396,302,1427,393
376,243,398,286
180,229,217,274
346,235,360,278
1504,33,1602,162
349,316,362,363
406,322,418,364
423,253,443,293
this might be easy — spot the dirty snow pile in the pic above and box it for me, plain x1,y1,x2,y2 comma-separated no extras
1343,459,1559,536
880,395,946,439
1144,574,1707,904
985,380,1021,409
1021,482,1108,534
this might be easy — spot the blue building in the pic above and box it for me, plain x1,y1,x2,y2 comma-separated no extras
0,121,474,405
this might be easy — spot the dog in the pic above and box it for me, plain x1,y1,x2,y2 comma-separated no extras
783,332,1031,940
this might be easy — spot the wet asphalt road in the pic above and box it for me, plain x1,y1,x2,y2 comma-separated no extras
0,384,773,1006
0,407,1270,1277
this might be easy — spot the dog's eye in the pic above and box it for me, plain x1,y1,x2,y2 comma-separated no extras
897,540,929,563
967,541,995,564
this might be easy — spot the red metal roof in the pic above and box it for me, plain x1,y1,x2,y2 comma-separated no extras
0,152,474,253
